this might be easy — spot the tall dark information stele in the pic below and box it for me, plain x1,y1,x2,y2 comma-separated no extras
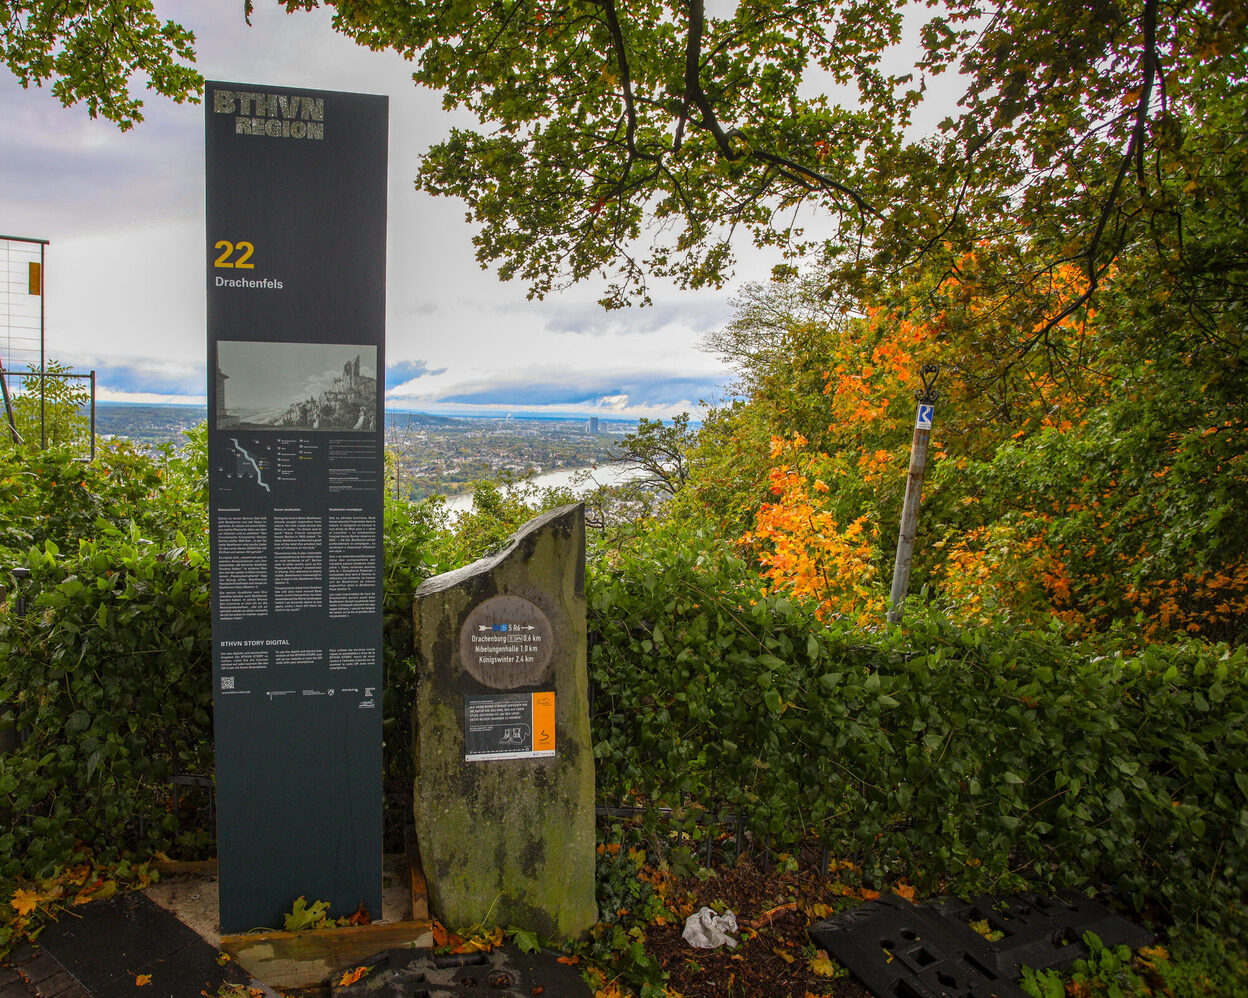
205,81,388,933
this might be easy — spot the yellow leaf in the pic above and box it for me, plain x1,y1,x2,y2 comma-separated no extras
134,974,152,987
11,888,41,916
969,918,1004,942
215,953,232,966
809,954,841,978
772,946,796,963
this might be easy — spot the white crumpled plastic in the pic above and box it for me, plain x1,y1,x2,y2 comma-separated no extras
681,906,739,949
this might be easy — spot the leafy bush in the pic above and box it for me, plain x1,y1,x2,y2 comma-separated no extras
0,528,213,877
1020,928,1248,998
0,431,207,557
0,438,214,875
588,524,1248,935
380,488,448,841
0,438,446,872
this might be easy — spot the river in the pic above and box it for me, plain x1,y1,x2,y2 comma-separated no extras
439,462,644,515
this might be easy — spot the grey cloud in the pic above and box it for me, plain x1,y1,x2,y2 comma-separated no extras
405,371,728,409
386,359,445,389
540,299,733,336
76,357,204,396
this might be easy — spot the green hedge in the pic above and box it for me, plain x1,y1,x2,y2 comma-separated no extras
0,443,442,879
0,530,214,878
3,445,1245,938
588,526,1248,933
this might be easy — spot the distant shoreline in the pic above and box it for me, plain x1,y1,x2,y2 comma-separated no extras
440,463,644,513
86,400,681,427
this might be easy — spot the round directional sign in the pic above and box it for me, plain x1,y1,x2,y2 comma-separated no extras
459,594,554,688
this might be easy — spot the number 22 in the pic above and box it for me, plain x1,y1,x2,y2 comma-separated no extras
214,240,255,269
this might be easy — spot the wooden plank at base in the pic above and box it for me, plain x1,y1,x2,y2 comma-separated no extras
405,828,429,922
220,920,434,988
152,858,219,876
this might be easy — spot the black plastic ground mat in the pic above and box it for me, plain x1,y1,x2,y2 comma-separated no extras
809,895,1028,998
808,891,1154,998
933,891,1154,978
33,892,260,998
329,945,592,998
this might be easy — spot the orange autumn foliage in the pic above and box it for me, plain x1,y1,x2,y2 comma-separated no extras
728,252,1248,642
744,437,885,625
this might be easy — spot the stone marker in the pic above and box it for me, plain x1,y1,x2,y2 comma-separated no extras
411,504,597,940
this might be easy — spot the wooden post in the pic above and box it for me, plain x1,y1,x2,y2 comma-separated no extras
886,365,939,625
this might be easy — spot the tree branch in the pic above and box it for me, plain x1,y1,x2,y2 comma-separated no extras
1010,0,1159,358
600,0,660,165
683,0,735,159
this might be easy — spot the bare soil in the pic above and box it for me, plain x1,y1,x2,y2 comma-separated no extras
643,860,872,998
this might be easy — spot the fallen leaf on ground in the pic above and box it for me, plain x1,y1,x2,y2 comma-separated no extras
752,901,797,926
772,947,796,964
970,918,1004,942
134,974,152,987
809,952,841,978
336,966,367,987
432,920,464,950
11,889,41,916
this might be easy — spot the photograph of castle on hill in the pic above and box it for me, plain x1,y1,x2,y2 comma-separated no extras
215,341,379,432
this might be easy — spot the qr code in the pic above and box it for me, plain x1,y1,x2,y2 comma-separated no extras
221,675,235,690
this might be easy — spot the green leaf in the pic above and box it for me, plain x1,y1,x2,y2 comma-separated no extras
509,927,541,954
65,709,91,734
284,896,331,931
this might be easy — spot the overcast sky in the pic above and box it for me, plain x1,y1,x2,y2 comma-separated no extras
0,3,957,420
